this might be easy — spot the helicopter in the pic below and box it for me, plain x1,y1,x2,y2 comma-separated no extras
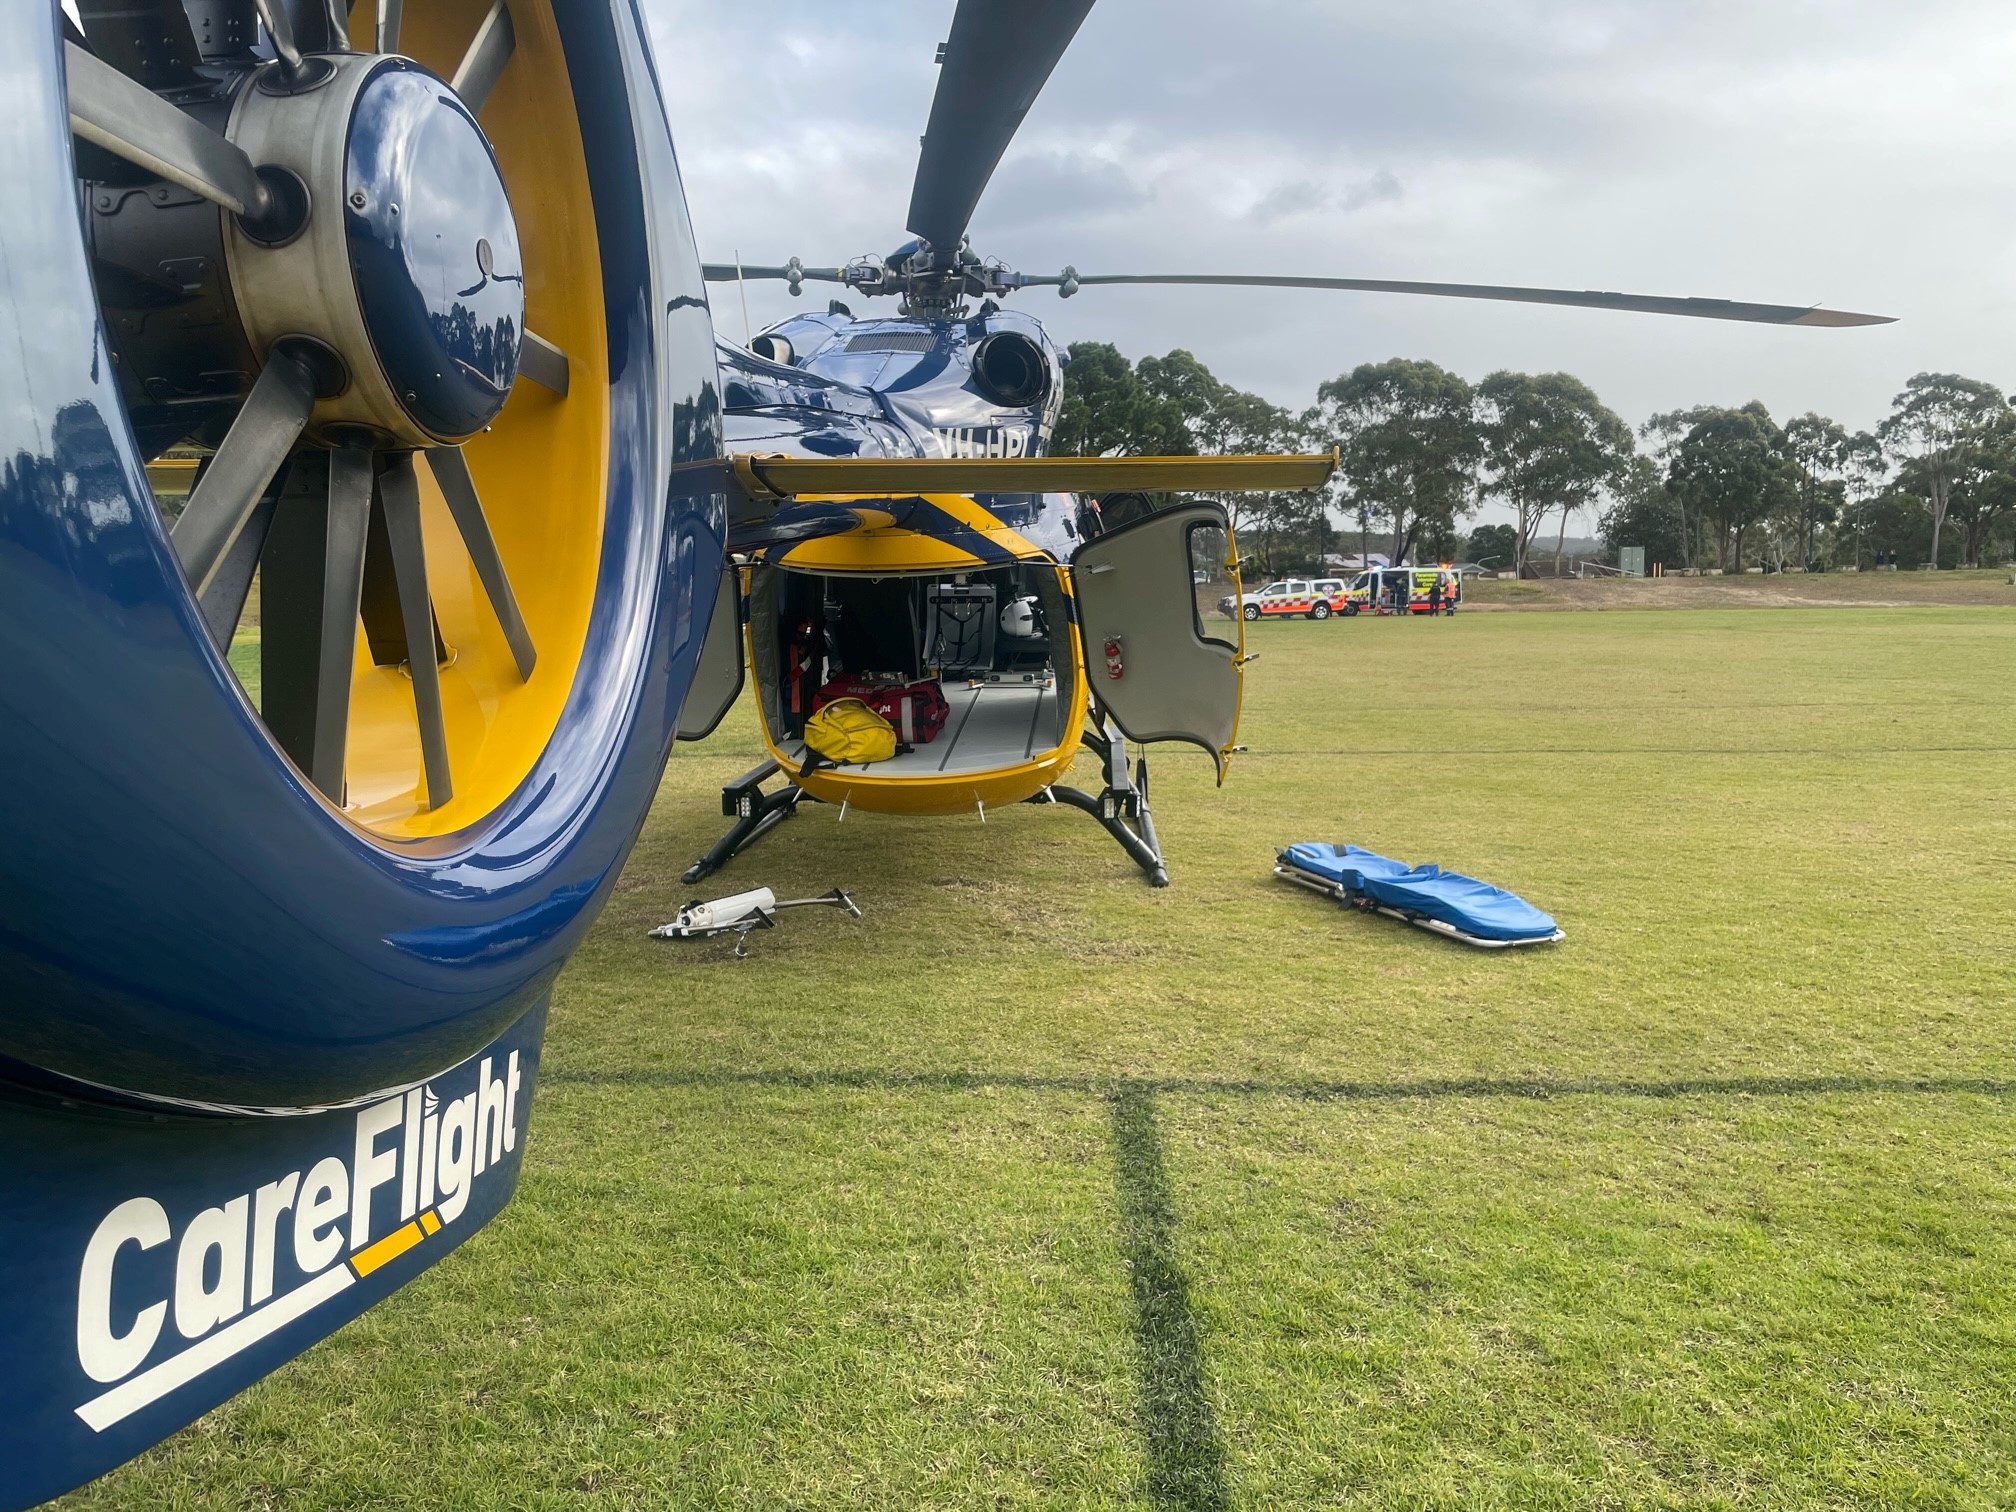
672,0,1891,889
0,3,1328,1500
0,0,1885,1501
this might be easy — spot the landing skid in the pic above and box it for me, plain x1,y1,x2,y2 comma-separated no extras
680,759,812,885
1026,724,1168,887
680,727,1172,888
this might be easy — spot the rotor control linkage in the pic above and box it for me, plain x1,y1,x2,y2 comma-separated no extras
649,886,862,959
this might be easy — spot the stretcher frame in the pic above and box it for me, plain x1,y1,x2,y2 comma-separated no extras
1273,859,1565,949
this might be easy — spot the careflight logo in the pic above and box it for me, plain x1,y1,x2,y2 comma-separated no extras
70,1053,524,1432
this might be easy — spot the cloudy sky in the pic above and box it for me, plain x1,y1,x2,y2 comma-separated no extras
645,1,2014,471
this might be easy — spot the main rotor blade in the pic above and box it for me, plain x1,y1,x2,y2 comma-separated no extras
425,445,536,680
906,0,1096,251
64,40,271,219
451,0,515,113
171,350,315,596
1025,272,1895,327
376,455,453,808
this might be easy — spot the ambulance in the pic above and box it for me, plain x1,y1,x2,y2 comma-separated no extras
1341,566,1463,615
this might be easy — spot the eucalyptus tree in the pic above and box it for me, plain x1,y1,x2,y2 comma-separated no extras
1478,371,1633,575
1598,453,1687,571
1311,358,1480,566
1051,342,1193,458
1929,406,2016,568
1876,373,2011,569
1641,406,1719,570
1664,405,1796,570
1214,385,1323,574
1464,522,1517,569
1779,413,1851,569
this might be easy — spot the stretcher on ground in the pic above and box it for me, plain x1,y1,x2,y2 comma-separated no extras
1275,843,1563,948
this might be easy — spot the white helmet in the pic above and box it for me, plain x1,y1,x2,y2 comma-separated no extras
1000,596,1040,639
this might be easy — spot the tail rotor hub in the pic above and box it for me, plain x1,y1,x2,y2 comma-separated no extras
225,54,524,449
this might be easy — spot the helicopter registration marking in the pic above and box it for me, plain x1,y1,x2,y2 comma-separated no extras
929,426,1030,459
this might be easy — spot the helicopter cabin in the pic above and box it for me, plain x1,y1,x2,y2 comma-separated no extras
744,559,1086,788
671,497,1251,822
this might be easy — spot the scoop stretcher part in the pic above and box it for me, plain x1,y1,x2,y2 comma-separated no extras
649,887,863,958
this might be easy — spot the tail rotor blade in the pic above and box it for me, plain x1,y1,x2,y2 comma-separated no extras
65,40,273,220
261,450,373,801
248,0,303,75
516,331,570,396
309,448,374,796
171,350,315,596
452,0,515,113
425,445,536,680
377,454,454,809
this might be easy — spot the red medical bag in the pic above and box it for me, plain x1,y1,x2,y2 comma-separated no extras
812,675,950,745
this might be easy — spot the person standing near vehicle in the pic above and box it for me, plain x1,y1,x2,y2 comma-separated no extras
1389,571,1409,616
1427,574,1445,617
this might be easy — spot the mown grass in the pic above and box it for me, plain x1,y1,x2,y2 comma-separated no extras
227,628,259,707
70,605,2016,1509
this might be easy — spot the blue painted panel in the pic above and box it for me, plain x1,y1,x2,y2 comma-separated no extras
0,1005,548,1511
0,0,723,1112
0,0,727,1500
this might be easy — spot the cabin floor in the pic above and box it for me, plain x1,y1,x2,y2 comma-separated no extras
784,680,1061,776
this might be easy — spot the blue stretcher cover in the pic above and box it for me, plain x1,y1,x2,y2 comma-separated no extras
1281,844,1560,944
1282,842,1415,891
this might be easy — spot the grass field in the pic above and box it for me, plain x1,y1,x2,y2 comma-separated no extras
1462,567,2016,613
71,605,2016,1510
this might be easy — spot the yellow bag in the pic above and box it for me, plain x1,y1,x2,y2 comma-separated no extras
803,698,897,764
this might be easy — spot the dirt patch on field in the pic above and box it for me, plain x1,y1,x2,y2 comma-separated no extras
1463,570,2016,612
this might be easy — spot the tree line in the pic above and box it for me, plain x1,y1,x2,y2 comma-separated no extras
1052,342,2016,575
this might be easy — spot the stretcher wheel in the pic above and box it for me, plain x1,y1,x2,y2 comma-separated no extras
0,0,723,1111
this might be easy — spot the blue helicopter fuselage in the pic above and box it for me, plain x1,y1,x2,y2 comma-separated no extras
717,303,1081,559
